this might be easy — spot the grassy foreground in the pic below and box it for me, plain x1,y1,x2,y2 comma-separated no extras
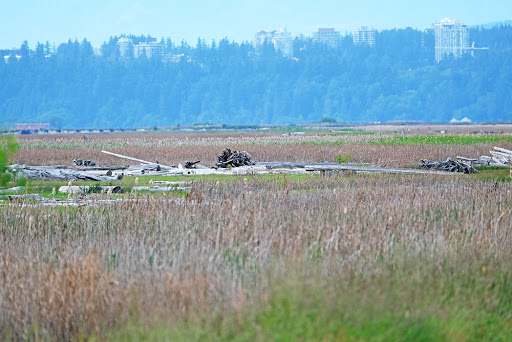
102,257,511,342
1,173,511,341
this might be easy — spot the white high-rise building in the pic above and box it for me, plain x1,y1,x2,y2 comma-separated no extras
117,37,133,57
353,26,376,47
254,28,293,57
273,28,293,57
313,28,341,48
133,39,164,59
432,18,469,62
254,30,276,49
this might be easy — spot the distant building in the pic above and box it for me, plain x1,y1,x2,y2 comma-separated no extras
353,26,376,47
3,54,21,63
313,28,341,48
133,38,164,59
15,123,50,132
431,18,470,62
273,28,293,57
117,37,133,58
254,28,293,57
254,30,276,49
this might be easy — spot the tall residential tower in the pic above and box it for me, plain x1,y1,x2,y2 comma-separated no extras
432,18,469,62
254,28,293,57
313,28,342,48
353,26,376,47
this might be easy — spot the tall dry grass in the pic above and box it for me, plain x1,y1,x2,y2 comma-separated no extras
13,132,512,167
1,174,511,340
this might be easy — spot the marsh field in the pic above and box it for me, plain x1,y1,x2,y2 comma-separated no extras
1,126,512,341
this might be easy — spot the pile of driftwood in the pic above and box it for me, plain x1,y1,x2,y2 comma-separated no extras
215,148,256,168
73,158,96,166
420,158,478,174
458,146,512,166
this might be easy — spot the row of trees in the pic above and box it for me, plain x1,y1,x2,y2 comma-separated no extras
1,25,511,128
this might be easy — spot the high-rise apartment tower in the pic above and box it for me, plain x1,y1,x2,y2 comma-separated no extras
313,28,342,48
254,28,293,57
353,26,376,47
432,18,469,62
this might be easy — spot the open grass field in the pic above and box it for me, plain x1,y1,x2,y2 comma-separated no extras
11,128,512,168
1,126,512,341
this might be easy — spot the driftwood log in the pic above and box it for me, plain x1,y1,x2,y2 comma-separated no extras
10,165,123,181
0,186,26,194
101,150,174,169
58,186,123,194
4,194,44,201
458,146,512,166
132,186,191,192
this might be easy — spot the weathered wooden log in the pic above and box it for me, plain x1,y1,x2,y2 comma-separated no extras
456,156,478,162
5,194,44,201
127,164,162,173
132,186,190,192
258,162,341,169
73,165,128,171
493,146,512,156
490,151,512,162
307,163,458,175
101,150,174,169
58,186,123,194
11,165,123,181
152,181,192,185
0,186,26,194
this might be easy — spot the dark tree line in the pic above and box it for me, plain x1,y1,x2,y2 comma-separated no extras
1,25,512,128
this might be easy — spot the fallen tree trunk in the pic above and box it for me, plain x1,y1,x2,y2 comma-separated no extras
493,146,512,156
10,165,123,181
4,194,45,201
0,186,26,194
490,151,512,162
132,186,191,192
58,186,123,194
102,150,174,169
306,164,459,175
72,165,128,171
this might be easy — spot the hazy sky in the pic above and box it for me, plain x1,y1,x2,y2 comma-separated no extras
2,0,511,49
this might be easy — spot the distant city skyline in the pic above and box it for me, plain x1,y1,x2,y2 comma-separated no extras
1,0,511,49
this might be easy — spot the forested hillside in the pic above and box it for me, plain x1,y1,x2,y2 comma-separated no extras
1,25,511,128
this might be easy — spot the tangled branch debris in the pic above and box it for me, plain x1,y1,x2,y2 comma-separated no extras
215,148,256,168
420,158,478,174
73,159,96,166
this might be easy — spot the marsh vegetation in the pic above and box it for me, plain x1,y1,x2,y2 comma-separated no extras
1,129,511,341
